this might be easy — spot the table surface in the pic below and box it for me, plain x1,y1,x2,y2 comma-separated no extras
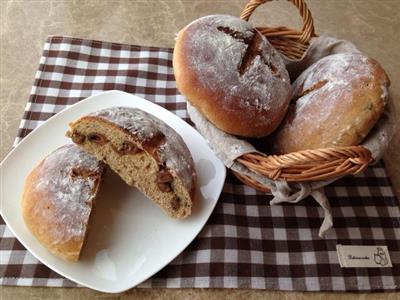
1,0,399,299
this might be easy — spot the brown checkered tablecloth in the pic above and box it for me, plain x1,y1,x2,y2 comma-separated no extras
1,36,399,291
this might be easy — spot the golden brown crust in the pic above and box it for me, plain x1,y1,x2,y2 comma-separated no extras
270,53,390,154
22,167,82,261
173,15,291,138
21,144,104,261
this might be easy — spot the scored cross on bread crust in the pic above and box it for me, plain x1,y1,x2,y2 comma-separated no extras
173,14,291,138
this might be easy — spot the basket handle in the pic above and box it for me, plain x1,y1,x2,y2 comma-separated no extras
240,0,316,44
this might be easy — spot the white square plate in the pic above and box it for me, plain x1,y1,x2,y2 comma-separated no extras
0,90,226,293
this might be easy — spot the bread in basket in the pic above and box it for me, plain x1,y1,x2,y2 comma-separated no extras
175,0,397,236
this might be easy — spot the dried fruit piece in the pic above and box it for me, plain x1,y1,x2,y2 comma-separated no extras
87,133,108,145
71,131,85,144
112,141,140,155
157,169,173,183
157,182,172,193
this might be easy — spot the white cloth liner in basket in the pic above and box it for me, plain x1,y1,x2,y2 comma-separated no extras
187,35,397,237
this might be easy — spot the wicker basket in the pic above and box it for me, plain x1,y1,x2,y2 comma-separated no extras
233,0,373,192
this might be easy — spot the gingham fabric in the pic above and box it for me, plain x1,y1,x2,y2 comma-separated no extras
1,36,399,291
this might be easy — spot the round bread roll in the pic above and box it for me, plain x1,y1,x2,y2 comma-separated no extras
67,107,196,219
21,144,104,261
271,52,390,154
173,15,291,138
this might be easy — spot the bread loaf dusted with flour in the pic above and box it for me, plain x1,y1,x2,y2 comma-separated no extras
173,15,291,138
21,144,104,261
271,52,390,154
67,107,196,219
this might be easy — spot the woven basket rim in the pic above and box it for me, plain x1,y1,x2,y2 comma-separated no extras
234,0,374,191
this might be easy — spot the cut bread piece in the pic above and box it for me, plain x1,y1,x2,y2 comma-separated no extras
67,107,196,219
21,144,105,261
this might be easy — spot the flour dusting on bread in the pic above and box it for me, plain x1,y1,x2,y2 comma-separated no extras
22,144,104,261
173,14,291,137
34,145,102,243
187,15,289,118
68,107,196,219
272,52,390,153
89,107,195,192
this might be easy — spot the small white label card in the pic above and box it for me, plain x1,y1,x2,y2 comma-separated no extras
336,245,392,268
